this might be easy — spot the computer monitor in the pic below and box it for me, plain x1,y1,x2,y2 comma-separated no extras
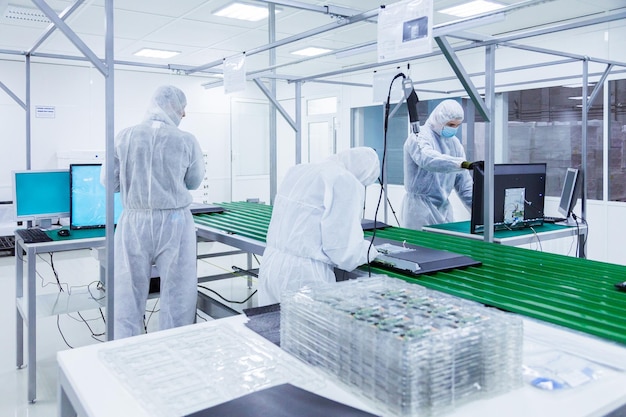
470,163,547,234
70,164,123,230
13,169,70,228
557,168,581,222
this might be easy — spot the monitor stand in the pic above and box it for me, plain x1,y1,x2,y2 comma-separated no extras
562,215,578,226
36,218,52,229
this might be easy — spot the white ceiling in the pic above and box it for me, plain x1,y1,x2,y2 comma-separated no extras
0,0,625,82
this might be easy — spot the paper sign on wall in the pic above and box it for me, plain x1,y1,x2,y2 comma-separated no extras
35,105,55,118
224,54,247,94
377,0,433,63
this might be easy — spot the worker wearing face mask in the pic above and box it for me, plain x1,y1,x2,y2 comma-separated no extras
105,85,205,339
401,99,482,230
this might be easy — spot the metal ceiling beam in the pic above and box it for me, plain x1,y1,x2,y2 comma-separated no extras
31,0,107,75
253,78,297,130
588,64,613,112
445,68,626,95
185,8,379,75
477,10,626,48
0,80,26,109
436,36,490,121
253,0,361,18
292,10,626,84
28,0,85,54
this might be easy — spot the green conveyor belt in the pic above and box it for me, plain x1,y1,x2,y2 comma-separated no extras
194,202,626,346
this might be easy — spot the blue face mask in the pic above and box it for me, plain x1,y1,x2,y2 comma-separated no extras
441,125,458,138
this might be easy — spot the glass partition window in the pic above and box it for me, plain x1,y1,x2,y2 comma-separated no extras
608,79,626,202
505,86,604,200
351,83,612,201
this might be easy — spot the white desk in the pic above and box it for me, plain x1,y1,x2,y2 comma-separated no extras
57,314,626,417
15,233,106,403
57,316,378,417
16,223,265,403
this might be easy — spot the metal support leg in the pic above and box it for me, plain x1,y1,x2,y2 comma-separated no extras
247,253,253,289
27,246,37,402
15,242,23,369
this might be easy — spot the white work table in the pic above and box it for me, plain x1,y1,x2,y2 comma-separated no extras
57,313,626,417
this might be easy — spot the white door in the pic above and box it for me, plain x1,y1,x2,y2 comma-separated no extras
307,117,336,163
230,99,270,203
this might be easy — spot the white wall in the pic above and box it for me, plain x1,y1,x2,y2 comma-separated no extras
0,59,272,205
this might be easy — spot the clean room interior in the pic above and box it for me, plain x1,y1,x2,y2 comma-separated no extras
1,0,626,416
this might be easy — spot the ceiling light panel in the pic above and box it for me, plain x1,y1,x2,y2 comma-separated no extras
213,2,280,22
133,48,180,59
439,0,505,18
291,47,333,57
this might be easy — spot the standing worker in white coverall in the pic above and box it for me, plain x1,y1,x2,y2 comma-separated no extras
106,85,205,339
401,99,482,231
258,147,381,306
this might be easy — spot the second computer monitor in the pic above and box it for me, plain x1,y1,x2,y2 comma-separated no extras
70,164,123,230
557,168,581,219
471,163,547,234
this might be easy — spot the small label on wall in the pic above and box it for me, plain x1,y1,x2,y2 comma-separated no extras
35,106,55,118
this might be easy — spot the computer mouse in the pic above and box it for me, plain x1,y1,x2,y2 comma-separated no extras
57,229,70,237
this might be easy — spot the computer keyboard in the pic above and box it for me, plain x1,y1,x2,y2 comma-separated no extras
15,228,53,244
0,235,15,250
543,216,567,223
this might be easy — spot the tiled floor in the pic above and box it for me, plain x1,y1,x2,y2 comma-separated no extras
0,240,258,416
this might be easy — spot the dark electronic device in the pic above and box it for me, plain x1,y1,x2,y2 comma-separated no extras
471,163,547,234
15,228,53,244
554,167,581,226
371,237,481,275
403,77,420,134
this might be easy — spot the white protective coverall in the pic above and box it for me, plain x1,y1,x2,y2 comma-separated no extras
107,85,205,339
401,99,473,230
258,147,381,306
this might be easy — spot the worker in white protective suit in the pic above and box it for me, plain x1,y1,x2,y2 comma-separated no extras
105,85,205,339
401,99,482,231
257,147,381,306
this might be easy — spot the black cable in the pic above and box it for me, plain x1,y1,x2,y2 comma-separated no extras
56,315,74,349
49,253,64,292
367,72,406,276
144,299,160,332
197,284,257,304
77,311,106,338
571,212,587,258
87,281,106,301
377,177,401,227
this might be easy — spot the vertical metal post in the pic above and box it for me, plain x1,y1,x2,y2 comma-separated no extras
295,81,302,164
483,44,496,243
382,104,389,223
580,59,588,258
25,55,31,170
104,0,115,339
268,4,277,204
465,101,475,161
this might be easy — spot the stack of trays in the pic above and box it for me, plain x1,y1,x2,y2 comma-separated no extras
281,276,523,417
